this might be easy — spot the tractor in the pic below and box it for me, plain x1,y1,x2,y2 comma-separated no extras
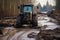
16,4,37,28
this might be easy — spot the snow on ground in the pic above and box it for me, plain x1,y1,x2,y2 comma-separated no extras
38,14,60,30
10,29,39,40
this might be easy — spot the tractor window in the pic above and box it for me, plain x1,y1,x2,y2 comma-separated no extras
23,6,32,12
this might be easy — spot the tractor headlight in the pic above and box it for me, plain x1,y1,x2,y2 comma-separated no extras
30,12,32,14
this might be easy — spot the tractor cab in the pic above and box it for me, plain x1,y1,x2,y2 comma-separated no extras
21,4,33,13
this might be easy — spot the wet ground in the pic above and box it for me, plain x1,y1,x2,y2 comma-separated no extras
0,14,60,40
0,28,40,40
38,14,60,30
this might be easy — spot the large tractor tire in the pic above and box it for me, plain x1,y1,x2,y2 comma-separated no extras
32,20,37,28
32,14,38,28
15,14,23,28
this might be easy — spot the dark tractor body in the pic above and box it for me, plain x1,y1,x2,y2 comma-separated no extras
16,4,37,28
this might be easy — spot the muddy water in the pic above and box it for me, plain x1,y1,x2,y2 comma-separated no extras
38,15,60,30
0,28,39,40
10,29,39,40
0,14,60,40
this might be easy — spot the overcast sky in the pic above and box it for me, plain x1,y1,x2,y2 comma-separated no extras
34,0,56,6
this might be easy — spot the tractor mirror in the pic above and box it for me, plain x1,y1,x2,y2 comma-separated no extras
18,6,20,9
